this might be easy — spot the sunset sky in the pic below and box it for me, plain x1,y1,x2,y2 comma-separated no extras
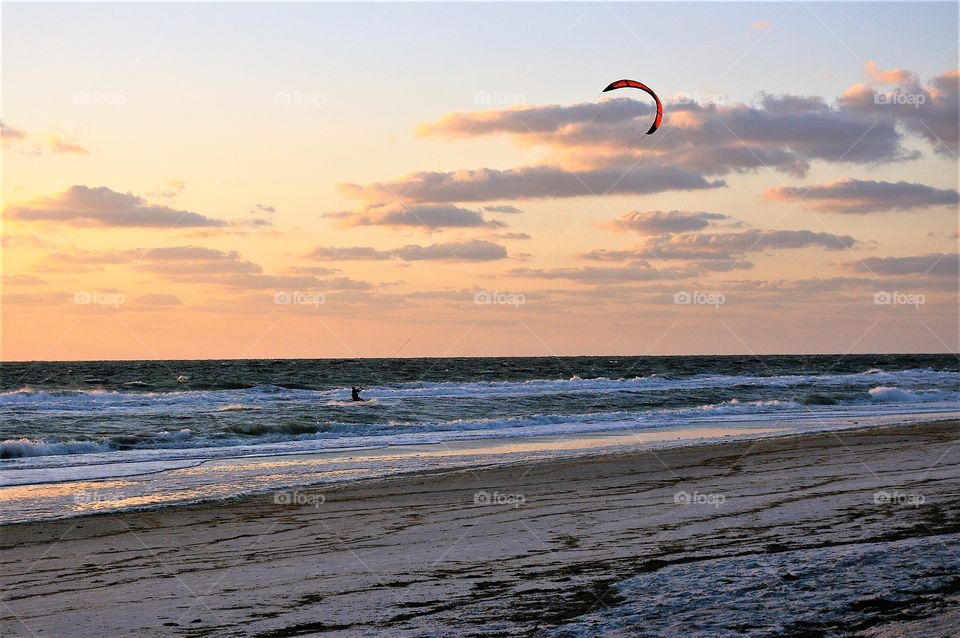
2,2,958,360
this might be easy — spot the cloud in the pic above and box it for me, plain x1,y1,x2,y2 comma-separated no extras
217,273,372,291
689,259,754,272
136,247,374,291
32,244,381,295
341,164,724,203
864,60,918,86
253,203,276,214
484,204,523,214
765,178,959,213
340,74,942,207
1,122,26,142
846,253,959,277
757,93,829,114
414,89,913,178
7,186,228,228
150,180,186,198
45,247,139,265
514,261,676,282
394,239,507,262
310,246,392,261
751,20,772,31
46,133,88,155
288,265,341,276
497,232,532,240
310,239,508,262
2,274,47,285
586,229,857,261
2,234,52,249
839,67,959,154
333,202,505,229
135,246,262,276
138,293,182,306
604,210,730,234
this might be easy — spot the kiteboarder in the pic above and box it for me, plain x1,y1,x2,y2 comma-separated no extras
351,385,365,402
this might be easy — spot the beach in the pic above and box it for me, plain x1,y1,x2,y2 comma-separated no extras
2,419,958,637
5,0,958,634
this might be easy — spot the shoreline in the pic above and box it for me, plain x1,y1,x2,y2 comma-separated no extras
3,411,957,526
2,418,958,636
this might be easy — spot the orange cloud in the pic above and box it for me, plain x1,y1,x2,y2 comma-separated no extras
765,178,959,213
604,210,730,235
1,121,27,142
7,185,228,227
309,239,508,262
46,133,88,154
864,60,917,85
328,202,506,229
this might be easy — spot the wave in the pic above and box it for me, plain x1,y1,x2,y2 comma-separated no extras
215,403,261,412
0,395,881,460
868,386,926,403
3,368,957,412
0,438,115,459
324,399,381,407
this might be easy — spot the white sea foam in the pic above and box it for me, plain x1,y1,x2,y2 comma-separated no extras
0,438,114,459
3,368,954,406
215,403,261,412
868,386,925,402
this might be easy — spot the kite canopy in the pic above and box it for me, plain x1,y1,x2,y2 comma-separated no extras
602,79,663,135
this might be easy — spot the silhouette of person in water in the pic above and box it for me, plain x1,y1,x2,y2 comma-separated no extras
351,385,364,402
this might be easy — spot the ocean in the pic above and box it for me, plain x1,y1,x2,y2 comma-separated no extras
2,354,958,524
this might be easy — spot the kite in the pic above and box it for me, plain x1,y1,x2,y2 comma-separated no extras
602,80,663,135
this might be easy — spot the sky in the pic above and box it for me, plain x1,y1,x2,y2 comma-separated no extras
2,2,958,360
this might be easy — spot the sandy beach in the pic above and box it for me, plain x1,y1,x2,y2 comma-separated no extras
2,419,958,637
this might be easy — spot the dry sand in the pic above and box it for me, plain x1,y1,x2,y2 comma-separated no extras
2,420,958,636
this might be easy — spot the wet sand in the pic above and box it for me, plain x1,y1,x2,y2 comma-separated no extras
1,420,958,636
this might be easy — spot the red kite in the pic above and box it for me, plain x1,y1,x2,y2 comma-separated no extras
602,79,663,135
